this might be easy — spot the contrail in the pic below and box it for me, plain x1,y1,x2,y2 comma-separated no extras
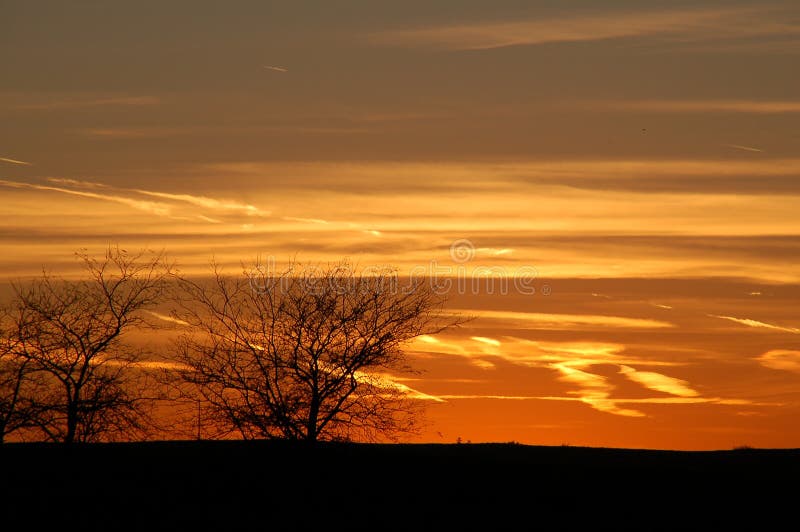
0,179,172,216
264,65,288,73
709,314,800,334
0,156,32,166
726,144,764,153
45,178,271,217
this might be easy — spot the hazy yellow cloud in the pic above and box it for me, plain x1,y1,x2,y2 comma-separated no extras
619,365,699,397
281,216,330,225
756,350,800,373
471,336,501,347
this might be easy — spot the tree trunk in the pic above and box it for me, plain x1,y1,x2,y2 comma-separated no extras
65,403,78,444
306,394,319,442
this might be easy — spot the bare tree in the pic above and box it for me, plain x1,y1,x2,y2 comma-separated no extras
0,310,41,442
8,248,171,443
0,355,31,443
172,261,457,442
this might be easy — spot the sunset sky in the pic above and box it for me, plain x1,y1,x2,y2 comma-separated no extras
2,0,800,449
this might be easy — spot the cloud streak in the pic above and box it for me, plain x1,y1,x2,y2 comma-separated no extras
599,100,800,114
618,365,699,397
0,156,32,166
450,309,674,330
436,394,754,406
727,144,765,153
552,362,645,417
0,179,172,217
41,178,273,218
131,188,271,217
144,310,190,327
406,335,737,417
1,178,278,221
710,314,800,334
371,7,800,51
15,96,159,110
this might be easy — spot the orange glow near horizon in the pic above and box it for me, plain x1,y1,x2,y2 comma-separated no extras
2,0,800,449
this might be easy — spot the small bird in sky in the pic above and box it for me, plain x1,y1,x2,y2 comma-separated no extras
264,65,288,73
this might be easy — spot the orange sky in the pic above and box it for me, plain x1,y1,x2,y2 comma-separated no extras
2,0,800,449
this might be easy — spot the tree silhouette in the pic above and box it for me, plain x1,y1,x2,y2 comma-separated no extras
7,248,170,443
0,314,41,442
172,261,457,442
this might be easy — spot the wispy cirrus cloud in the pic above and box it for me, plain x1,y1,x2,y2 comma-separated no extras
354,371,445,402
407,334,750,417
449,309,674,330
0,179,172,216
102,359,192,371
709,314,800,334
552,362,645,417
371,7,800,51
43,178,272,218
78,127,185,139
39,179,384,231
434,394,754,406
130,188,271,217
46,178,109,189
595,99,800,114
411,334,496,369
1,178,276,221
197,159,800,198
2,177,383,240
14,96,160,111
410,336,675,370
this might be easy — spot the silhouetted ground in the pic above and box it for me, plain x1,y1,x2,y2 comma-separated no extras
1,441,796,530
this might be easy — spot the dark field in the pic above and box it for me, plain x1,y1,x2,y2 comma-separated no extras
1,441,797,530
